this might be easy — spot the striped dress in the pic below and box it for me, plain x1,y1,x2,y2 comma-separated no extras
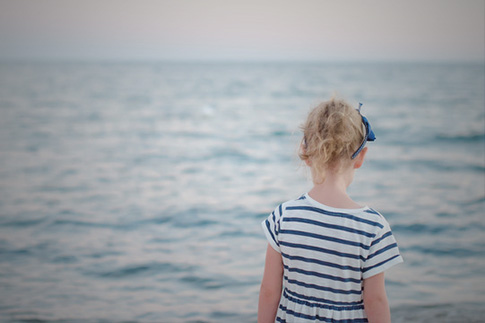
262,194,403,322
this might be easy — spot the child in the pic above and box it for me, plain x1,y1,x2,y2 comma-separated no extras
258,98,403,323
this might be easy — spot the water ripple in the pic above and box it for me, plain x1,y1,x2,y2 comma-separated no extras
84,262,196,279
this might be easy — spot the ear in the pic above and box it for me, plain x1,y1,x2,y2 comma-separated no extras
353,147,368,169
300,142,312,166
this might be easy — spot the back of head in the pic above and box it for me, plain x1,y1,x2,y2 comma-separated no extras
299,98,364,180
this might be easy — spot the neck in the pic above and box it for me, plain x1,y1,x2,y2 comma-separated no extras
308,168,362,209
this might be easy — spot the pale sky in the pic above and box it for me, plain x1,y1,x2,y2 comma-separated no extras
0,0,483,62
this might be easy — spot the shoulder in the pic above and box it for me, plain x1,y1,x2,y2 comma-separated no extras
277,194,311,212
357,207,399,243
340,206,394,237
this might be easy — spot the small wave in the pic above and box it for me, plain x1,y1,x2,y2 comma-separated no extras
85,262,195,279
460,195,485,206
405,244,484,258
435,132,485,143
171,217,219,229
180,275,225,290
194,145,271,164
392,223,449,234
87,250,123,259
210,310,241,319
435,211,456,218
0,241,53,260
35,184,90,193
404,159,485,173
206,146,254,162
0,247,32,258
218,229,245,238
392,302,485,323
1,217,45,227
51,213,216,232
394,220,485,234
50,218,169,231
50,255,78,264
51,219,117,230
271,130,292,137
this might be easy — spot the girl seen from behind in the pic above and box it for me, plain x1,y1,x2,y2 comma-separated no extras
258,98,403,323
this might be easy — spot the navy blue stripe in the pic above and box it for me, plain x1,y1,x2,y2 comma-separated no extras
370,231,393,247
279,304,368,322
282,252,361,272
280,229,370,250
277,205,282,235
284,265,361,284
285,288,363,306
280,240,365,261
282,289,365,311
265,219,279,246
364,208,381,216
366,243,398,261
283,217,376,238
284,276,362,295
363,254,401,273
286,205,383,228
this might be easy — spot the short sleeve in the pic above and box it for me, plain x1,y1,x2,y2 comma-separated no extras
261,204,283,253
362,219,403,279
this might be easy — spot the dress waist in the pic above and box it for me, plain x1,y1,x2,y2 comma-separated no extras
283,288,365,311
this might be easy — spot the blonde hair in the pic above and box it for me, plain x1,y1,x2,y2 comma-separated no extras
299,98,365,181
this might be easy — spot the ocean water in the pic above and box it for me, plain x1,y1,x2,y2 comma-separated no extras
0,61,484,322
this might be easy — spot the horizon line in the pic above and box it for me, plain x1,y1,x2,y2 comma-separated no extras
0,57,484,65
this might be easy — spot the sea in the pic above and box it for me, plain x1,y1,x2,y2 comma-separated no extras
0,61,484,323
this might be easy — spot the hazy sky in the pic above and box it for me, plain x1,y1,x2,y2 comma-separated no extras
0,0,483,62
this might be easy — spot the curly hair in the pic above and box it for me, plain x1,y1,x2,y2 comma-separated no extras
299,98,365,182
